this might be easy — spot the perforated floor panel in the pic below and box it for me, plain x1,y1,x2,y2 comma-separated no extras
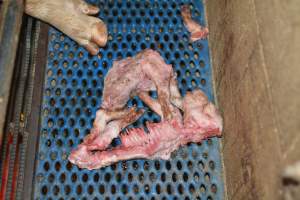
33,0,224,199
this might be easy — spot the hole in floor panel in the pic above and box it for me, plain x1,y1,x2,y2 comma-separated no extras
32,0,224,199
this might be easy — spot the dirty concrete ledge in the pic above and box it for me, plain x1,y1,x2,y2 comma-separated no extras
205,0,300,199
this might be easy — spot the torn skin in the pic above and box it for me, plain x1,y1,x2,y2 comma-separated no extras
68,89,222,170
73,108,145,151
68,49,222,170
181,5,209,42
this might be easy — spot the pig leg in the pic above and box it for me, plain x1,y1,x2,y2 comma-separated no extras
138,92,163,118
170,74,183,109
85,108,144,150
68,111,143,168
92,106,139,135
25,0,107,55
69,108,144,165
141,63,173,120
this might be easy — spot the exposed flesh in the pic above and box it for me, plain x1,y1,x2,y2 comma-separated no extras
181,5,209,42
68,49,222,170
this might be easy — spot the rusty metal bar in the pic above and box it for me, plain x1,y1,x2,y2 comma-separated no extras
0,0,24,148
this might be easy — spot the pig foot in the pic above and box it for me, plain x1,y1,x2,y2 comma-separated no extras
25,0,107,55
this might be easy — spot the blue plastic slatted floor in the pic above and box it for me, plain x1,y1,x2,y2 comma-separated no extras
33,0,224,199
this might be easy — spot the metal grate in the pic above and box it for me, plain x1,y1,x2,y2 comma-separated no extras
33,0,224,199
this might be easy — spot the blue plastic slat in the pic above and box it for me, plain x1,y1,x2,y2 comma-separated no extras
33,1,224,200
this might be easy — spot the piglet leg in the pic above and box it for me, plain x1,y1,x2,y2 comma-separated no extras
138,92,163,118
170,74,183,109
93,106,139,135
141,62,173,120
86,108,144,150
69,109,144,165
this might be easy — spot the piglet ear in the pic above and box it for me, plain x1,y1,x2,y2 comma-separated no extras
76,0,100,15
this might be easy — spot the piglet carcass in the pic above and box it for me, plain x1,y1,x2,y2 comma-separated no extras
68,49,222,170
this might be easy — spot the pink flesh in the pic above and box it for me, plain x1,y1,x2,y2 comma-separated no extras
68,49,222,170
181,5,209,42
101,49,172,112
77,49,176,153
68,89,222,170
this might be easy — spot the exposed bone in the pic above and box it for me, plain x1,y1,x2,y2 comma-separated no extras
85,108,143,150
69,108,144,163
69,89,222,169
68,50,222,170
